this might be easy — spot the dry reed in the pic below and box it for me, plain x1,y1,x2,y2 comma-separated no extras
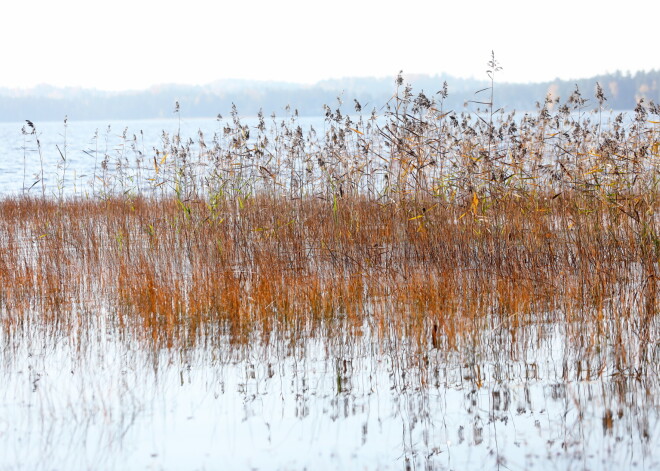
2,79,659,377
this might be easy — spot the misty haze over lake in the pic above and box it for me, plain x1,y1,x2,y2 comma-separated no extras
1,70,658,122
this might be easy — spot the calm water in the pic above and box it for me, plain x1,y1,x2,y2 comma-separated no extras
1,313,658,470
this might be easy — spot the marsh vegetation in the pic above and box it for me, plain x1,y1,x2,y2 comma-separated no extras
2,68,660,469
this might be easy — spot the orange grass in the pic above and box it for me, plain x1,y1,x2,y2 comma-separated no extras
2,84,660,376
0,190,656,372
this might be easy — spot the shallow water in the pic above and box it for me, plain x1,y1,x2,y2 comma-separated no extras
2,311,657,471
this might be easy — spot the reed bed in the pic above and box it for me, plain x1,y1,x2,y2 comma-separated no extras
3,78,660,470
3,79,660,373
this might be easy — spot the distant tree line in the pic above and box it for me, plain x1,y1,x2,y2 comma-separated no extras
0,70,658,122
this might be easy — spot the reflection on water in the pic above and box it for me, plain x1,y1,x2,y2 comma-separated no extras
2,312,657,470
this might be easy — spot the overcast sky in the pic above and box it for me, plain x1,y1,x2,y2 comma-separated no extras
2,0,658,91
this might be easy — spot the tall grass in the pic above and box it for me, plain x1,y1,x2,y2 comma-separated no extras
1,76,659,375
2,67,660,471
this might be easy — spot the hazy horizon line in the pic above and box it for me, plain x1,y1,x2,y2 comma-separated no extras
1,67,658,94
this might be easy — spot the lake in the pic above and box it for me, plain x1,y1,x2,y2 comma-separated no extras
1,107,658,471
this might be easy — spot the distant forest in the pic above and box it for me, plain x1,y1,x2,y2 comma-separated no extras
0,70,658,122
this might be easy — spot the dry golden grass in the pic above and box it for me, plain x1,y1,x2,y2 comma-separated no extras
2,84,660,378
0,188,656,374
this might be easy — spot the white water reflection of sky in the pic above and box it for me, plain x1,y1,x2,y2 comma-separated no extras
2,319,657,471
